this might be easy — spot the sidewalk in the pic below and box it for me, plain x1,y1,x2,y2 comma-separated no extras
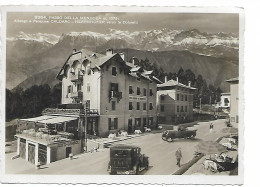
183,120,238,175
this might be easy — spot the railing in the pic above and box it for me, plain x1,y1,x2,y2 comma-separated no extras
71,74,83,82
42,108,82,115
71,91,83,98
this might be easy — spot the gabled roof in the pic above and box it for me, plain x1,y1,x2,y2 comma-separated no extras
56,49,120,80
56,48,162,84
157,79,196,90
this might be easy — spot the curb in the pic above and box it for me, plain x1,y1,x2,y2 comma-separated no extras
173,154,204,175
173,135,225,175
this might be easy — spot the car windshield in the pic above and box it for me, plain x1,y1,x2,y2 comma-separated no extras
114,150,128,157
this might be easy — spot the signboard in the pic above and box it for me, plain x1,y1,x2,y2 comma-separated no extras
129,96,147,101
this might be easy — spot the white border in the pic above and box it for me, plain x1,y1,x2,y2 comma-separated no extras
0,5,244,185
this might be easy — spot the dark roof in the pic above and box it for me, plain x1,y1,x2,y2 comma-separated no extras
110,144,140,150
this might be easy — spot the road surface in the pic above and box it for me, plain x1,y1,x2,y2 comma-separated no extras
5,119,227,175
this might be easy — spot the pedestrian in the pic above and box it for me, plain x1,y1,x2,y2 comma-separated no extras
210,122,213,133
175,148,182,167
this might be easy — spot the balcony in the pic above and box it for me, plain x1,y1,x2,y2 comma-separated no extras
71,91,83,99
109,91,122,102
71,74,83,82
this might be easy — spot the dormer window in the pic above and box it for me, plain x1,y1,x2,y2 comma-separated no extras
112,67,117,76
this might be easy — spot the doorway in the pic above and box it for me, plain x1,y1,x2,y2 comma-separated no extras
128,119,132,133
66,147,72,158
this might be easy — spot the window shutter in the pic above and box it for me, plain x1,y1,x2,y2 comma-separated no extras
108,118,111,130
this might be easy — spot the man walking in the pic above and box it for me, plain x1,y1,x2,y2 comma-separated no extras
175,148,182,167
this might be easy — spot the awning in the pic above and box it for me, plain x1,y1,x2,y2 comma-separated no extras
20,115,56,122
38,116,78,124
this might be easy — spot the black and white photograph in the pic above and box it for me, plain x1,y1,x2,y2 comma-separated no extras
0,5,244,185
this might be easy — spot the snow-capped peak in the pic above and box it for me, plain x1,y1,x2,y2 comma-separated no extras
8,31,60,45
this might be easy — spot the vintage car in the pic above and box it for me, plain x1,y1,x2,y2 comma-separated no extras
107,144,149,175
162,127,197,142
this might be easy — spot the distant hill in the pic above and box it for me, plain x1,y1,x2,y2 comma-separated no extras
7,29,239,91
16,48,238,92
16,66,60,90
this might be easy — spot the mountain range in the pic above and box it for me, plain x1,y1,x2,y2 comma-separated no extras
6,29,239,91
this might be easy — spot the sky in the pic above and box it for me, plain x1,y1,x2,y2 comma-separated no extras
7,12,239,37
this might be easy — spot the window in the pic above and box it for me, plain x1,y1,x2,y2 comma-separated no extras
87,83,90,92
67,85,73,93
108,118,118,130
185,95,187,101
77,84,82,91
110,83,118,91
149,103,153,110
161,105,165,112
149,89,153,96
129,86,133,94
177,106,179,112
181,106,184,112
177,94,179,100
185,106,187,112
181,94,183,101
137,87,141,95
129,102,133,110
160,95,165,101
143,88,147,96
112,67,117,76
112,101,116,110
137,102,140,110
143,103,146,111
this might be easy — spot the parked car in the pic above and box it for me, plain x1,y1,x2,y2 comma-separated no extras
162,128,197,142
107,144,149,175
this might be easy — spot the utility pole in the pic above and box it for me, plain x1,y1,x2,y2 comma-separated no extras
209,95,212,106
84,101,90,152
199,97,202,113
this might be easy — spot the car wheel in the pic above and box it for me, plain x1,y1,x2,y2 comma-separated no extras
145,160,149,170
166,137,173,142
135,165,140,175
190,135,195,139
110,170,116,175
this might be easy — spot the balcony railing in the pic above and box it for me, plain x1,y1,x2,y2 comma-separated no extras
109,91,122,102
71,74,83,82
71,91,83,99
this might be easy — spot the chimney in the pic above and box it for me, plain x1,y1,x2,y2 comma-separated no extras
119,53,125,61
164,76,167,83
176,77,179,84
188,81,191,87
72,48,76,53
106,48,113,56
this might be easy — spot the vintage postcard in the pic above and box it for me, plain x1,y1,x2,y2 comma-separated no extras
0,6,244,185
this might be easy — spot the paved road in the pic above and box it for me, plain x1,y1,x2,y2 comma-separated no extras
5,119,227,175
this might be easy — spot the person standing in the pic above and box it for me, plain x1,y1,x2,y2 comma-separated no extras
175,148,182,167
210,122,213,133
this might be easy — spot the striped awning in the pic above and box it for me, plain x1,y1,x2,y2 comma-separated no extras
38,116,78,124
20,115,56,122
